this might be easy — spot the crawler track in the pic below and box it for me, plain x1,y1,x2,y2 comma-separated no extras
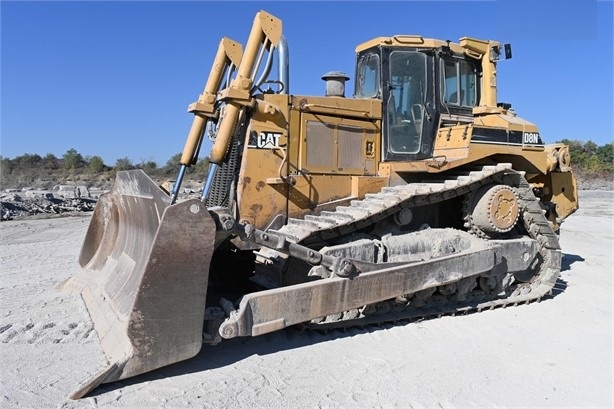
258,163,561,330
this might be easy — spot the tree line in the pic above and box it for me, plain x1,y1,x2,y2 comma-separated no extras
0,148,210,189
557,139,613,174
0,140,611,189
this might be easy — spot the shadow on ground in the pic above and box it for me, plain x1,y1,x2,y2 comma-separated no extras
89,323,356,396
561,253,585,272
88,253,586,398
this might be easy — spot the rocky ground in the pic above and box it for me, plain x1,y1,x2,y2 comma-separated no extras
0,181,202,221
0,181,611,407
0,190,97,221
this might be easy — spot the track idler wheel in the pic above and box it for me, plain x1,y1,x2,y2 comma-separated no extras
466,184,520,237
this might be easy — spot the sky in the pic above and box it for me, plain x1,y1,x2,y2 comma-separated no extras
1,0,612,167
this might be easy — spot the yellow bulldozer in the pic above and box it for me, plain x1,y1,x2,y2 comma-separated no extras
61,10,579,398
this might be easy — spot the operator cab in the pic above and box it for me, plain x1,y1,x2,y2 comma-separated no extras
354,36,482,161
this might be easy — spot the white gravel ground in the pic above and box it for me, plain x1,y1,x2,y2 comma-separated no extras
0,190,612,408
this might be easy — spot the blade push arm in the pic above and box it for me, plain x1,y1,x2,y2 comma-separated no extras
209,10,282,164
172,10,282,204
171,37,243,203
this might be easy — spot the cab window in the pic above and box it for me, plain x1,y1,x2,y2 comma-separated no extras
442,59,477,107
355,53,380,98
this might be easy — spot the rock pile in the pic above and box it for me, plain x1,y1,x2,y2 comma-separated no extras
0,188,98,221
0,182,199,221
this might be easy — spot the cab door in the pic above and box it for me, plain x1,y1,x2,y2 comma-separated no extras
382,49,436,161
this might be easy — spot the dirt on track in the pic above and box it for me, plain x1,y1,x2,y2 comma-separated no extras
0,191,612,408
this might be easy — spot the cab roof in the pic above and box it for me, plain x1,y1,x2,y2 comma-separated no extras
355,36,495,58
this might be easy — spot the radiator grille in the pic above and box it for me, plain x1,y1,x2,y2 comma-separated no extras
305,121,365,172
205,137,241,208
306,121,335,169
337,126,363,169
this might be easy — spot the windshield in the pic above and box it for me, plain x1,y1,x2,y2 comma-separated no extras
387,51,427,154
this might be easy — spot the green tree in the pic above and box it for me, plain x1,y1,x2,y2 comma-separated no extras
583,140,598,156
138,158,158,173
114,157,134,171
161,153,209,177
0,156,14,175
43,153,59,170
163,152,182,176
15,153,43,168
63,148,85,170
557,139,583,163
193,156,210,175
596,143,613,166
557,139,614,174
87,155,106,174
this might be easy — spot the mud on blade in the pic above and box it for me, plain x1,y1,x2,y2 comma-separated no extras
59,170,215,399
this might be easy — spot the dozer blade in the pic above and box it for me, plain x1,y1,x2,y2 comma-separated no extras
59,170,216,399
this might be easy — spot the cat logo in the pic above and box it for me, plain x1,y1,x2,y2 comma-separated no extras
252,132,282,149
